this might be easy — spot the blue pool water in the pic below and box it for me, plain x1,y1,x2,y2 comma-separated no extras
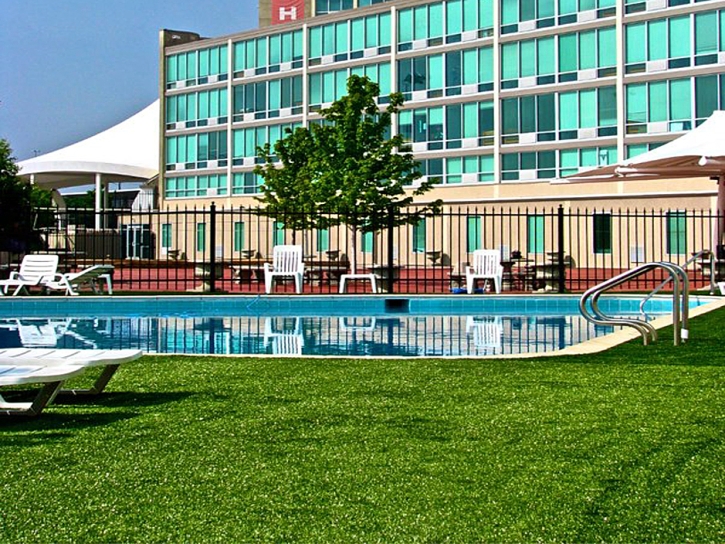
0,295,713,357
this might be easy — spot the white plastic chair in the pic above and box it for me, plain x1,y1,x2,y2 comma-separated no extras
43,264,114,295
264,245,305,294
0,254,59,296
465,249,503,294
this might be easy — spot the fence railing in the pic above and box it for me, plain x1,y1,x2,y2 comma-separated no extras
9,205,722,295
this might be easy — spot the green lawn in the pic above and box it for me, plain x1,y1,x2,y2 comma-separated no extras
1,310,723,543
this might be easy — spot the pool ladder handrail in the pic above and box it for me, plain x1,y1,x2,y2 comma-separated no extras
580,262,689,346
639,250,713,318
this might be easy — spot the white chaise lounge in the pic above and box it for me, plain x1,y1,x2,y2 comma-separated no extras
0,348,143,396
0,363,86,416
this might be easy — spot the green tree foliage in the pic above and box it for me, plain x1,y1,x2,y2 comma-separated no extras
255,75,440,271
0,139,42,253
254,127,319,243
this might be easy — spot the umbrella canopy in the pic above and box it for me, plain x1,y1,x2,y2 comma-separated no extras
558,111,725,252
559,110,725,182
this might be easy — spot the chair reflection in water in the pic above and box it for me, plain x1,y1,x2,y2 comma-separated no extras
466,316,503,354
264,317,304,355
338,317,377,332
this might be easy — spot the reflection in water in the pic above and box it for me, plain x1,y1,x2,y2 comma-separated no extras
0,314,617,357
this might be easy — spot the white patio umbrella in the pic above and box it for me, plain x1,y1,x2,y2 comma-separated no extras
557,110,725,252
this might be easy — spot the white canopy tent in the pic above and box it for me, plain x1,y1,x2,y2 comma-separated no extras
17,101,159,228
558,110,725,252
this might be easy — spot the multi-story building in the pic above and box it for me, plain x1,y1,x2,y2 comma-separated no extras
158,0,725,268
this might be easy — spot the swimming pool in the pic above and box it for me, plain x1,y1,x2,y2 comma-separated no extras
0,295,714,357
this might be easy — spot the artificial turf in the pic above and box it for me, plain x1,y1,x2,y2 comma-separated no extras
0,309,723,542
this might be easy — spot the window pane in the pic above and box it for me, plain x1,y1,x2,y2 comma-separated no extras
626,23,645,64
467,216,481,253
598,27,616,67
579,31,595,70
559,92,578,129
696,75,718,120
521,41,536,77
668,16,691,59
667,212,687,255
695,12,718,55
648,20,667,61
627,84,647,123
669,79,691,121
648,81,668,122
537,37,554,75
502,43,519,80
527,215,545,254
593,214,612,254
559,34,577,73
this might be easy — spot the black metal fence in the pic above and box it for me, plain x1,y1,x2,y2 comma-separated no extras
11,204,721,294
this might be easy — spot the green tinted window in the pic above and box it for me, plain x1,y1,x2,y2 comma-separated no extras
412,219,426,253
666,212,687,255
467,216,481,253
669,16,691,59
695,12,718,55
626,23,645,64
669,79,691,120
527,215,545,254
234,222,245,252
648,20,667,60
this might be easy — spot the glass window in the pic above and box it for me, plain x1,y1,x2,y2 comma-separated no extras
593,214,612,254
413,219,426,253
162,223,172,249
317,229,329,252
467,216,481,253
670,78,691,120
527,215,545,254
362,231,374,253
648,20,667,61
668,16,691,59
695,12,717,55
196,222,206,253
274,221,285,246
234,222,245,252
666,211,687,255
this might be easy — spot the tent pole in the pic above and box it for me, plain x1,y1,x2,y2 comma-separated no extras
95,173,102,230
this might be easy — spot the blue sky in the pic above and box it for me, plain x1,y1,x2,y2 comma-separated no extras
1,0,259,160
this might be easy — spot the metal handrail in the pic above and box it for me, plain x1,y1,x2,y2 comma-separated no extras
580,262,689,346
639,250,713,318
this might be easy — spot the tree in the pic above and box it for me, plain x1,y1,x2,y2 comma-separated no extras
255,75,440,273
254,126,320,243
0,139,41,253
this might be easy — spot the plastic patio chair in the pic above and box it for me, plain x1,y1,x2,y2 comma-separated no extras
465,250,504,294
264,245,305,294
0,254,59,296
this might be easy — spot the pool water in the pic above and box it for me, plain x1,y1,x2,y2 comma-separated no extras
0,295,712,357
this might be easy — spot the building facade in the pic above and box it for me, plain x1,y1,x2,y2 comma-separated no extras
157,0,725,267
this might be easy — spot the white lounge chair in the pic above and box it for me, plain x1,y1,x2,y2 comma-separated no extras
0,348,143,396
43,264,114,295
0,363,86,416
264,245,305,294
465,249,504,294
0,254,59,296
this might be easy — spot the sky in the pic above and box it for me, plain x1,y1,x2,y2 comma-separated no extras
1,0,259,161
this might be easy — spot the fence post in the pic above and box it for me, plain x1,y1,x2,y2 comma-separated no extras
209,201,217,293
557,205,566,293
387,207,395,293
